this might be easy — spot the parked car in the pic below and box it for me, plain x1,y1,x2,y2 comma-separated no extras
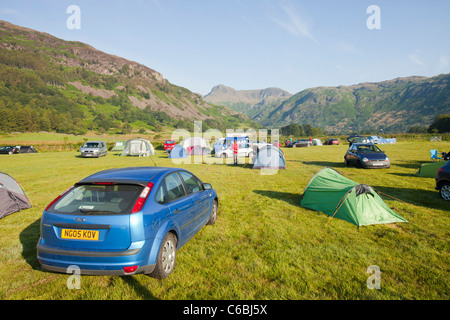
164,140,176,153
290,139,312,148
80,141,107,158
215,136,254,158
344,143,390,168
324,138,339,145
37,167,219,278
435,161,450,200
0,146,19,154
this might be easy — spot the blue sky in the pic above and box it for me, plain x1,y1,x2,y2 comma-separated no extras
1,0,450,95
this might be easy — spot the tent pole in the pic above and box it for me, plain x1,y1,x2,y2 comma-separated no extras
324,192,350,228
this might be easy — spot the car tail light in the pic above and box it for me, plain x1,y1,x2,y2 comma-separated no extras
438,167,444,174
93,182,115,185
131,182,154,213
123,265,139,274
45,186,74,211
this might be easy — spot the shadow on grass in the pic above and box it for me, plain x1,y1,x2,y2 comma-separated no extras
20,219,160,299
253,190,301,205
20,218,41,270
298,160,347,168
372,185,450,211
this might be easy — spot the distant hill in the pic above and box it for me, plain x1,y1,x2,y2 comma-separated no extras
211,75,450,134
0,20,258,134
204,84,292,119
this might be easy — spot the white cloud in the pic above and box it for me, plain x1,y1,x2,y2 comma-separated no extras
268,3,317,44
408,51,425,66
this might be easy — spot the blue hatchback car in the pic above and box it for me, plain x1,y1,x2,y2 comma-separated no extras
37,167,218,278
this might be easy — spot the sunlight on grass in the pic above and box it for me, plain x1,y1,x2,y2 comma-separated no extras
0,140,449,299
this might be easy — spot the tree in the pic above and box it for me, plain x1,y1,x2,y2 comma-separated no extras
428,114,450,133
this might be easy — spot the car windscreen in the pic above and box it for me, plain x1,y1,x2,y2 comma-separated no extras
83,143,99,148
50,184,144,214
358,145,382,153
165,140,174,144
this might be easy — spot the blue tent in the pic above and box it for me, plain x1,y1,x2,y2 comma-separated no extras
169,144,188,158
252,145,286,170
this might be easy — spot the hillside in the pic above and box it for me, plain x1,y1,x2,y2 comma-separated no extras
0,20,257,134
204,84,292,119
208,75,450,134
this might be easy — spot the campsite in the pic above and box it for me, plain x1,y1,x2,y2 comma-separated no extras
0,134,448,300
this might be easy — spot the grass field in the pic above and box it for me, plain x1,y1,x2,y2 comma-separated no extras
0,140,449,300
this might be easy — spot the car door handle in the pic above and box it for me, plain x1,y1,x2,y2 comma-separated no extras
173,209,181,214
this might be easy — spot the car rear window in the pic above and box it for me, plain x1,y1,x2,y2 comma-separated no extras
51,184,144,215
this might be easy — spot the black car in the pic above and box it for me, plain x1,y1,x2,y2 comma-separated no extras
290,139,312,148
344,143,390,168
0,146,19,155
435,161,450,200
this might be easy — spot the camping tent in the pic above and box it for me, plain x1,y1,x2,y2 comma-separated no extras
417,161,447,178
0,172,32,220
300,167,407,227
312,138,323,146
180,137,210,150
252,145,286,170
189,145,208,155
120,138,155,157
17,146,38,153
168,144,188,159
112,141,126,151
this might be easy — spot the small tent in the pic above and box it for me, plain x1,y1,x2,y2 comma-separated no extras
252,145,286,170
0,172,32,220
312,138,323,146
112,141,126,151
416,161,447,178
189,145,208,156
300,167,407,227
18,146,38,153
180,137,210,149
120,138,155,157
168,144,188,159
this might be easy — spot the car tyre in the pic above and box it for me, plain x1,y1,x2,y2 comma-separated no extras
149,232,177,279
207,199,218,225
221,153,227,158
344,158,348,166
439,182,450,201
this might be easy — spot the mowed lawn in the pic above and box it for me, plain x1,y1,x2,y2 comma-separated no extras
0,141,449,300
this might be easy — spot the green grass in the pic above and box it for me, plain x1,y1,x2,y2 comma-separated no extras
0,141,449,299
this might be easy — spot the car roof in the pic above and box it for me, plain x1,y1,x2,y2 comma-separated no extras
78,167,180,185
353,143,375,146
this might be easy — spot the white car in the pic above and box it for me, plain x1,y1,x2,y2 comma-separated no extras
215,142,254,158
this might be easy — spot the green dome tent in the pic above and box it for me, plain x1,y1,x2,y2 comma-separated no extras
300,167,407,227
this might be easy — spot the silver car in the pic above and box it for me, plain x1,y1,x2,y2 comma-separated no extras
80,141,107,158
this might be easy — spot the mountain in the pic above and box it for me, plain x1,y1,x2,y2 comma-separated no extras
204,84,292,119
215,75,450,134
0,20,257,134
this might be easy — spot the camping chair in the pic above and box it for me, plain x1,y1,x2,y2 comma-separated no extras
430,149,442,161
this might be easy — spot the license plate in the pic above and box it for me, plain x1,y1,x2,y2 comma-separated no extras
61,229,99,241
372,162,384,166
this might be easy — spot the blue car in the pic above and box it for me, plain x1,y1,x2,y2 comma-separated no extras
37,167,218,278
344,143,390,168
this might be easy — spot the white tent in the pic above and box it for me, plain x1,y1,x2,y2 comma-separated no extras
180,137,210,149
120,138,155,157
312,138,323,146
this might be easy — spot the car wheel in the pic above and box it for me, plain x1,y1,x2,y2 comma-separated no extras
149,232,177,279
440,182,450,201
221,153,227,158
344,158,348,166
207,199,218,225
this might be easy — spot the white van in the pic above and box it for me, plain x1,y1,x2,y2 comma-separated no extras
80,141,108,158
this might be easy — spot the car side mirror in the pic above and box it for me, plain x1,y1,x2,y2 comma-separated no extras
203,183,212,190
